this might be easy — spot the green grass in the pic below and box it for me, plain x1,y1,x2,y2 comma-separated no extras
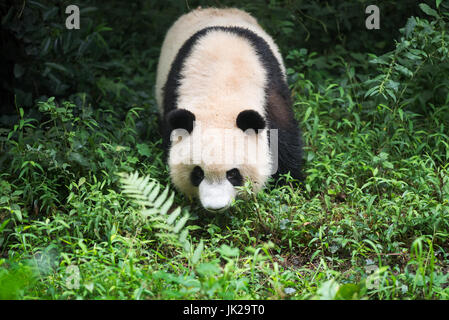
1,1,449,300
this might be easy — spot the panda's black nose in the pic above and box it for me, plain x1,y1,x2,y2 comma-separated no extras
204,206,228,213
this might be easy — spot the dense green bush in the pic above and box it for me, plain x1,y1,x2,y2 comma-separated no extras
365,4,449,111
0,0,437,113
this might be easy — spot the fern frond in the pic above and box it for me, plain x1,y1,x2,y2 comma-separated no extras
119,171,203,264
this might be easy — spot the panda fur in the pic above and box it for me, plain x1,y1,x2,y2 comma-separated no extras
156,7,303,211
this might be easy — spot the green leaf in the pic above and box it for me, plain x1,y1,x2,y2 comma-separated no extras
191,240,204,265
383,161,394,169
78,239,87,253
166,207,181,225
182,239,191,253
148,183,160,202
436,0,443,8
173,214,188,233
78,177,86,187
399,109,404,121
195,263,221,276
315,279,339,300
303,106,313,123
385,88,397,102
404,17,417,38
419,3,439,18
45,62,70,74
158,192,174,214
41,38,51,55
141,208,159,217
143,181,156,198
364,85,379,98
12,208,22,223
136,143,152,157
179,229,189,244
335,283,362,300
218,244,239,257
378,152,389,160
0,219,10,233
387,80,400,92
153,187,169,208
395,64,413,78
84,282,94,293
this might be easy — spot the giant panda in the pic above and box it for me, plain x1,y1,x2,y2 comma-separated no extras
155,7,303,212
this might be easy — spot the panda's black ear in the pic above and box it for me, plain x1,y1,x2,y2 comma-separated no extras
166,108,196,134
236,110,266,133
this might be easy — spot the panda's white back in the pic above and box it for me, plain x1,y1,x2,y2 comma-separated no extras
155,7,286,113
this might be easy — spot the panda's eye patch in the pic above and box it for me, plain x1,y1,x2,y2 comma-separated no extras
190,166,204,187
226,168,243,186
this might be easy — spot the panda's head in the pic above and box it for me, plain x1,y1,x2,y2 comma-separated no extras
166,108,272,212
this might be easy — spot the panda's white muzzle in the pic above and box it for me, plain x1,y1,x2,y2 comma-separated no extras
199,179,236,212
